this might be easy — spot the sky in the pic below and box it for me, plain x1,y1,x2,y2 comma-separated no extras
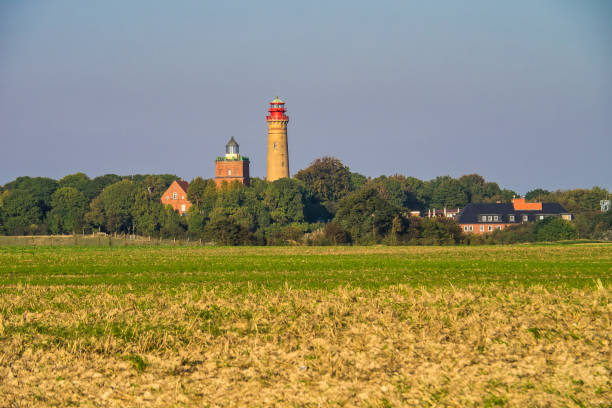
1,0,611,194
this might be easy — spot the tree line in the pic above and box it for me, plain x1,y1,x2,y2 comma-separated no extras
0,157,610,244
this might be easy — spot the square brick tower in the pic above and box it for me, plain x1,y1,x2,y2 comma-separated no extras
215,137,250,187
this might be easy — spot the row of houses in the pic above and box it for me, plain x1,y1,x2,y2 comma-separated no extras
425,197,572,234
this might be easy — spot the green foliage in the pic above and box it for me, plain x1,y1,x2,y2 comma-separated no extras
430,176,468,209
86,180,137,233
1,160,607,245
525,188,550,201
204,215,252,245
573,211,612,241
186,207,205,238
420,217,463,245
187,177,208,209
131,190,163,236
58,173,99,201
0,190,43,235
368,175,422,210
545,187,610,215
324,221,350,245
138,175,176,201
264,179,306,224
123,354,148,372
47,187,88,234
294,156,352,204
534,218,577,242
349,171,367,191
335,187,399,242
3,176,58,215
160,205,184,238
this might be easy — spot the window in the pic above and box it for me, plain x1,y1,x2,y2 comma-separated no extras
464,226,469,232
469,226,473,231
181,195,184,199
172,192,177,200
509,215,515,222
493,215,499,221
496,226,501,230
273,142,277,151
181,204,186,212
522,215,528,222
481,215,487,222
488,225,493,231
480,225,484,232
228,169,232,176
539,215,544,220
487,216,492,222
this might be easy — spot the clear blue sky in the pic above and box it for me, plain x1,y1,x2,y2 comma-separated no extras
1,0,610,194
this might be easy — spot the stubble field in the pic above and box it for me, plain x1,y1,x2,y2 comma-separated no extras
0,244,611,407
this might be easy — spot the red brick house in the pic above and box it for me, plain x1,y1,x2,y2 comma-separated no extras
457,197,572,234
161,179,191,215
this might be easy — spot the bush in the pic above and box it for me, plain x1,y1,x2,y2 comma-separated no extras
534,218,577,242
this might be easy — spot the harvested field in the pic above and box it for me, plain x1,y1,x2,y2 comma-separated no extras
0,244,611,407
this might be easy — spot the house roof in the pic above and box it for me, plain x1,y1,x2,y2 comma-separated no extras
457,202,570,224
175,179,189,193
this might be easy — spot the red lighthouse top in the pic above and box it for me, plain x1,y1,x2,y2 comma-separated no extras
266,96,289,122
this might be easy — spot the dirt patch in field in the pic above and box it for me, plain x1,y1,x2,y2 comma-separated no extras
1,284,610,407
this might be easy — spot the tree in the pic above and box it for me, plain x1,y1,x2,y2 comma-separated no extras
525,188,550,201
295,156,352,205
534,217,577,242
131,190,163,236
349,172,367,192
420,217,463,245
90,174,122,199
3,176,58,216
546,187,610,214
140,175,174,201
85,180,136,234
430,177,468,208
368,175,421,210
204,215,251,245
58,173,99,201
186,207,205,238
47,187,88,234
264,179,306,224
324,221,350,245
0,190,43,235
187,177,208,209
334,187,399,242
160,205,184,238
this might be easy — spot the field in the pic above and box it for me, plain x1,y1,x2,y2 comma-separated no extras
0,244,611,407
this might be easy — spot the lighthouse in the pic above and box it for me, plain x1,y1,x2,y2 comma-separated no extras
215,137,250,187
266,97,290,181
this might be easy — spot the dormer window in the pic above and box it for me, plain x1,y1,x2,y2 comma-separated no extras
487,216,492,222
481,215,487,222
493,215,499,221
522,215,528,222
509,215,515,222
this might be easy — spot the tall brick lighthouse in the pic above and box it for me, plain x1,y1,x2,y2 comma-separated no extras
266,97,290,181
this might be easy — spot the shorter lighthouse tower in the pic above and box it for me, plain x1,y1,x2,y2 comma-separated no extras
215,137,250,187
266,97,290,181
